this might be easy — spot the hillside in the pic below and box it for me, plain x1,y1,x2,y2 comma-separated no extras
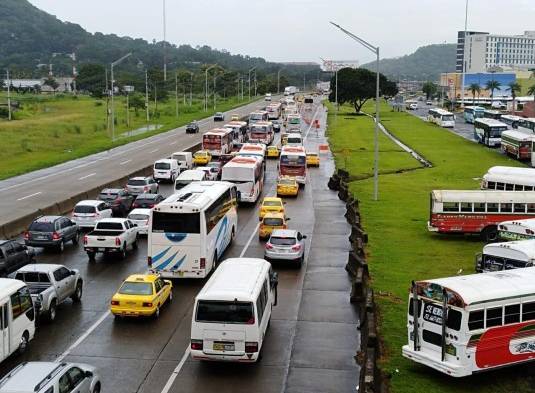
0,0,318,81
361,43,456,81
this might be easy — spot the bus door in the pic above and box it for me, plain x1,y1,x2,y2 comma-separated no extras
0,303,8,359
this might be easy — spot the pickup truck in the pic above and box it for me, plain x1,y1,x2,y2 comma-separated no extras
83,218,139,260
15,264,83,321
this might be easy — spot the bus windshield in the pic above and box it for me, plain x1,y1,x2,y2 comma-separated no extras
280,155,306,166
489,127,507,138
196,300,254,324
152,211,200,233
442,115,454,122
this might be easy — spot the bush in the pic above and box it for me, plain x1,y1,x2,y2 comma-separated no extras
20,139,32,152
74,125,81,134
95,101,103,107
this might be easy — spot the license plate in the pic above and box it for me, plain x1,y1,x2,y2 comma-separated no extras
36,235,47,240
213,342,234,351
98,248,106,252
126,301,136,305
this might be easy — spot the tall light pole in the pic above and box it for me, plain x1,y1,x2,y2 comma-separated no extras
162,0,167,82
175,70,179,118
335,65,339,111
6,69,12,121
145,70,150,125
460,0,469,108
189,71,193,106
331,22,380,201
248,66,256,101
204,65,216,112
277,69,283,94
111,52,132,141
303,73,306,92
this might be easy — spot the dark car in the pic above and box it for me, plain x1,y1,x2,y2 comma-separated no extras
98,188,134,216
0,240,35,276
272,119,282,133
214,112,225,121
206,161,222,180
132,193,165,209
186,121,200,134
24,216,80,252
219,153,236,167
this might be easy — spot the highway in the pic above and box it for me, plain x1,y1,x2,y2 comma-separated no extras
0,100,359,392
0,99,268,228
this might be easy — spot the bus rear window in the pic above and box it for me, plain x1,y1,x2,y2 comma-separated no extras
152,212,200,234
196,301,254,324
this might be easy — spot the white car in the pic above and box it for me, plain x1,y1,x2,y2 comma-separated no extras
83,218,139,260
71,200,113,229
153,159,179,183
264,229,307,267
196,166,218,181
0,361,101,393
171,152,193,172
265,93,272,101
127,209,151,235
126,176,159,195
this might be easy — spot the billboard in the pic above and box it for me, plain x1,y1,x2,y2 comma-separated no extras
464,73,516,96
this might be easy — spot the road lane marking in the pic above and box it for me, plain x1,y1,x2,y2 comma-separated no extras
239,222,261,257
160,347,191,393
149,148,159,153
169,141,178,146
119,159,132,166
304,107,321,141
78,173,96,180
56,311,110,362
17,192,42,201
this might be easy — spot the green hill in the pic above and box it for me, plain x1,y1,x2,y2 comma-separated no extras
361,43,456,81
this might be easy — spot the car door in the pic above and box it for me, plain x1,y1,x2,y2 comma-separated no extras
66,366,91,393
99,203,112,219
0,303,9,360
60,218,72,241
154,279,164,305
124,221,134,245
53,267,72,302
10,242,26,271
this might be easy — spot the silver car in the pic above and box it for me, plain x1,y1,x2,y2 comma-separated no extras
264,229,307,267
0,361,101,393
126,176,159,195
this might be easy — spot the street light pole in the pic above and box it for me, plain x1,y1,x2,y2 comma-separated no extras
460,0,469,108
110,52,132,142
6,69,12,121
162,0,167,82
331,22,380,201
277,69,282,94
247,66,256,101
145,70,150,124
175,70,179,118
205,65,216,112
213,74,217,111
335,66,339,111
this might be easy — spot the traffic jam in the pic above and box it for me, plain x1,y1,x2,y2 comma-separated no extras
0,93,326,391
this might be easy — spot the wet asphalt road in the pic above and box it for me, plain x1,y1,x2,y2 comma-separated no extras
0,101,359,393
410,104,477,142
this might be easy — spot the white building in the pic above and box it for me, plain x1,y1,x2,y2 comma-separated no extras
459,31,535,73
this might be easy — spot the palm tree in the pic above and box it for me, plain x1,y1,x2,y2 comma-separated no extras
485,80,501,102
507,82,521,114
528,84,535,96
469,83,481,104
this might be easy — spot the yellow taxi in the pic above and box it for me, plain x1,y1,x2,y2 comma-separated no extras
277,176,299,197
259,212,288,240
231,113,240,121
306,151,320,167
193,150,212,165
259,197,285,220
110,274,173,318
267,145,280,158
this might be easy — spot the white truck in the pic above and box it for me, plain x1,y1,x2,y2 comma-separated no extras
284,86,297,96
83,218,139,260
153,158,179,183
15,264,83,321
171,152,193,173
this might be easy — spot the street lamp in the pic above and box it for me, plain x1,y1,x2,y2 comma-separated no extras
111,52,132,141
248,66,256,101
162,0,167,81
204,65,217,112
331,22,380,201
277,68,283,95
460,0,469,108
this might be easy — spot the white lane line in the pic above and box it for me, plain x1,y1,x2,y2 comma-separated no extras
239,222,261,258
169,141,178,146
119,159,132,166
160,347,191,393
304,107,321,141
78,173,96,180
56,311,110,362
149,148,159,153
17,192,42,201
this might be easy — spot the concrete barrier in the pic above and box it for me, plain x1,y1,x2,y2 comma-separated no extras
2,210,40,239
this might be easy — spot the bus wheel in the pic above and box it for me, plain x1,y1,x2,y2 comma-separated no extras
481,226,498,242
229,227,235,246
18,332,29,354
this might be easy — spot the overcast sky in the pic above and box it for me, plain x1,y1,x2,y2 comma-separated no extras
28,0,535,65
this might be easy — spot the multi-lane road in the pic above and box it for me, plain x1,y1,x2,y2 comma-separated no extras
0,100,359,392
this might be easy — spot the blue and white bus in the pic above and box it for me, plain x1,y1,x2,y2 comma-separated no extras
463,106,485,124
474,118,508,147
148,181,238,279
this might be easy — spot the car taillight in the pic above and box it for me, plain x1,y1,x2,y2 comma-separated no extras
111,300,119,306
115,237,121,246
200,258,206,269
246,316,256,325
282,225,287,229
291,244,301,251
265,243,273,250
113,198,122,205
23,232,30,240
132,203,138,208
245,341,258,352
144,186,149,192
147,256,152,266
142,302,153,307
83,235,88,245
191,339,203,350
52,232,60,240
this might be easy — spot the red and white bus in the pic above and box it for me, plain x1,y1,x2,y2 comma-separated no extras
224,121,248,143
428,190,535,241
202,128,234,156
403,268,535,377
266,103,282,120
500,131,535,160
279,146,307,186
248,121,274,145
481,166,535,191
221,156,264,203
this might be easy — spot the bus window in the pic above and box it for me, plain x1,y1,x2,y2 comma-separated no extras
487,181,496,189
486,307,503,328
496,183,505,190
487,203,499,212
500,203,512,213
447,309,462,331
522,302,535,321
505,183,514,191
408,299,422,316
474,203,486,212
504,304,520,324
460,202,472,212
528,204,535,213
514,203,526,213
468,310,484,330
443,202,459,212
514,184,525,191
526,186,534,191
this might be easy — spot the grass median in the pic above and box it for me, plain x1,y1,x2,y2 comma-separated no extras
0,94,252,180
327,102,533,393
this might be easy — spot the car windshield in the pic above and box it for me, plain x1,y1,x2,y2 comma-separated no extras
194,152,206,157
196,301,254,324
119,282,153,295
136,194,156,201
128,179,147,186
270,237,296,246
263,201,281,207
279,179,295,185
74,205,96,214
29,221,54,232
128,214,149,221
155,162,170,170
264,218,283,226
98,193,118,200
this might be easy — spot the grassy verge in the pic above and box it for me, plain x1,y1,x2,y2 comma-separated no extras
0,93,253,180
327,102,534,393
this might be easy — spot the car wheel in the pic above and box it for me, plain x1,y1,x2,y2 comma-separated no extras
72,282,83,303
120,246,127,260
18,332,29,354
57,240,65,253
72,232,80,245
297,255,304,269
93,382,101,393
87,252,96,261
169,291,173,302
48,300,57,321
154,306,160,319
133,236,139,250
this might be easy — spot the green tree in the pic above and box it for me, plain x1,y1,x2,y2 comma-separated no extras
468,83,481,103
129,93,146,114
527,84,535,96
422,81,438,100
43,77,59,93
485,79,501,101
76,63,106,97
507,82,521,113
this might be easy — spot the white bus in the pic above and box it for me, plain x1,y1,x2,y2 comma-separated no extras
286,114,302,132
481,166,535,191
224,121,248,144
266,103,282,120
248,121,274,145
221,156,264,203
0,279,35,362
148,181,238,279
474,118,508,147
279,146,307,186
519,118,535,133
202,128,234,156
463,106,485,124
248,111,268,126
475,240,535,272
190,258,278,363
427,108,455,128
403,268,535,377
501,114,521,129
483,109,502,120
498,218,535,241
500,131,535,160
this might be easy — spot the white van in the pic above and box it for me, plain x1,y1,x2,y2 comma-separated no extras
0,279,36,362
190,258,278,363
286,133,303,146
174,169,206,192
153,159,179,183
171,152,193,173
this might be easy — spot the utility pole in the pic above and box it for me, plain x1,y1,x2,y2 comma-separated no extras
6,69,12,121
460,0,469,108
335,67,339,111
277,69,282,94
145,70,150,125
110,52,132,142
248,67,256,101
105,68,110,133
205,65,216,112
189,72,193,106
175,70,179,118
254,69,257,97
303,73,306,92
213,74,217,110
162,0,167,81
126,91,130,127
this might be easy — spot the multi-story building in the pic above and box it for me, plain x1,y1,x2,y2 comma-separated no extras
458,31,535,73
